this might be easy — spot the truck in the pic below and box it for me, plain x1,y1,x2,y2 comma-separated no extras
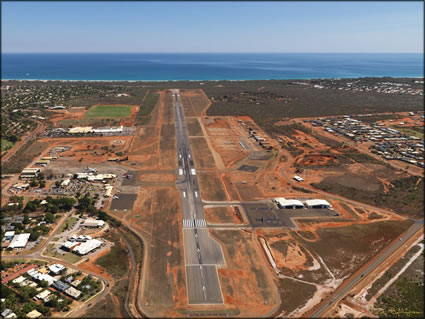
190,168,196,175
178,168,183,175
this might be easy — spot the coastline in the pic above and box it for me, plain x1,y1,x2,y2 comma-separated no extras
2,76,424,83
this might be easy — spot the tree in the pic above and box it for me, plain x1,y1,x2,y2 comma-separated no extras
39,280,48,288
25,202,38,212
30,179,38,187
7,135,18,143
48,205,58,214
29,230,41,242
55,180,62,188
45,213,55,224
23,214,30,225
39,181,46,188
97,210,108,221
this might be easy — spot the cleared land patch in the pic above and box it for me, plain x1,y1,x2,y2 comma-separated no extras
2,140,49,173
312,175,424,218
298,220,413,279
190,137,216,169
186,118,203,136
143,188,185,315
198,172,228,201
210,229,278,317
204,206,245,225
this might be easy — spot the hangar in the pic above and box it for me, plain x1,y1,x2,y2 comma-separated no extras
305,199,332,209
274,198,305,209
20,168,41,179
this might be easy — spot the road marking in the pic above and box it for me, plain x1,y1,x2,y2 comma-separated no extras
183,219,195,228
194,219,207,228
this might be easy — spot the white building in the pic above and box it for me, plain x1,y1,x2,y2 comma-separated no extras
48,264,66,275
33,289,51,301
92,126,123,134
61,179,71,187
275,198,305,209
104,185,113,197
4,231,15,240
64,286,81,299
61,241,80,251
20,168,41,179
72,239,103,256
8,233,30,249
293,175,304,182
12,276,27,285
69,126,93,134
82,218,105,228
27,269,56,286
304,199,332,209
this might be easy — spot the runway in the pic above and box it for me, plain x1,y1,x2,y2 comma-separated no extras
172,89,225,304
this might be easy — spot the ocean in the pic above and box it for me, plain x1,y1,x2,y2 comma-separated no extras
1,53,423,81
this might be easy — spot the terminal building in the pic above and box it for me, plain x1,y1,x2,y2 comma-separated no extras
68,125,124,134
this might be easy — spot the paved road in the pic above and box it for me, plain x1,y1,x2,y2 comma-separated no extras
309,220,424,318
172,89,225,304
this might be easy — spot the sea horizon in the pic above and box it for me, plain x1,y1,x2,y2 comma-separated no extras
2,53,423,81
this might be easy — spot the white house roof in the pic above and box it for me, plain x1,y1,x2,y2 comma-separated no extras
65,286,82,299
305,199,331,207
48,264,66,274
26,310,42,319
5,231,15,237
34,289,50,300
61,179,71,186
12,276,26,284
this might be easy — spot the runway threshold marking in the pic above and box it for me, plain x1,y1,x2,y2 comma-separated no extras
183,219,207,228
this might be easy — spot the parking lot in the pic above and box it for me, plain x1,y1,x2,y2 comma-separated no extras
241,201,340,229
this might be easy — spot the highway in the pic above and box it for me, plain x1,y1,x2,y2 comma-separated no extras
172,89,225,304
309,220,424,318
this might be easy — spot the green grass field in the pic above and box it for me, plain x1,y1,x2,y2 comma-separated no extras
59,217,77,233
394,126,424,139
84,105,133,118
1,139,14,152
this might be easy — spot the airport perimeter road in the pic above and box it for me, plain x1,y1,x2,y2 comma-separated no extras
172,89,225,305
309,220,424,318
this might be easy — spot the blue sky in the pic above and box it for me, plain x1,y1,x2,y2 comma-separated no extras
1,1,423,53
